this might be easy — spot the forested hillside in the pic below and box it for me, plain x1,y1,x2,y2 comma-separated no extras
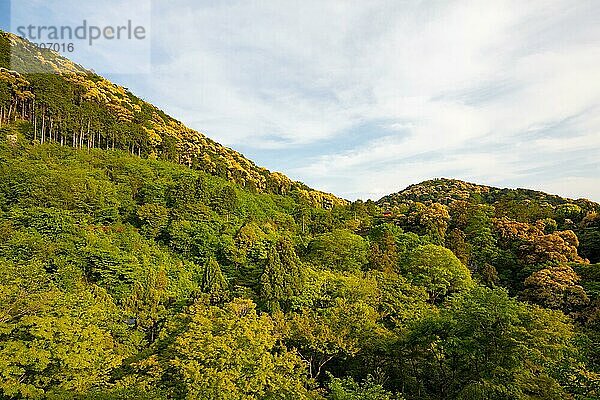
0,31,343,207
1,30,600,400
379,178,600,264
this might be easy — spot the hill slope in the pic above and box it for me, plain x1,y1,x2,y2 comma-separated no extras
0,31,344,207
2,137,599,399
378,178,598,209
1,31,600,400
378,178,600,263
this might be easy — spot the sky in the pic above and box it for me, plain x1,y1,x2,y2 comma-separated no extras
2,0,600,201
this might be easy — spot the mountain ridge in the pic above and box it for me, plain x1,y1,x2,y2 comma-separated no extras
378,177,599,209
1,26,600,400
0,30,345,208
2,30,598,210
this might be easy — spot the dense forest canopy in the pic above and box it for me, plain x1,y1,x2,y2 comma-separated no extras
1,30,600,399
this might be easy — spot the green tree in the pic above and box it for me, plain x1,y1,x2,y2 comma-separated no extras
447,201,499,275
285,299,379,380
464,204,498,272
259,237,303,311
327,374,403,400
403,244,473,303
371,271,431,328
556,203,583,223
123,267,170,343
137,203,169,239
406,202,449,245
579,212,600,263
405,287,576,399
211,185,238,216
201,257,228,304
369,229,399,273
307,229,369,272
135,298,314,400
521,264,589,313
0,260,134,399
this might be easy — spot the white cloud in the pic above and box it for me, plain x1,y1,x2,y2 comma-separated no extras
532,177,600,202
38,0,599,201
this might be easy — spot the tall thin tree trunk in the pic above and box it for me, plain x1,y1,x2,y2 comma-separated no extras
41,115,45,144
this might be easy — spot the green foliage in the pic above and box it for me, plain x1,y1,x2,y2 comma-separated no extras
372,271,431,328
580,212,600,263
135,298,315,399
0,31,345,208
0,135,597,398
307,229,369,272
574,263,600,301
327,374,403,400
201,257,228,304
0,132,597,399
556,203,584,222
123,267,170,343
0,42,598,398
260,237,303,311
405,287,576,399
403,244,473,303
368,225,400,273
0,259,140,399
404,202,449,245
285,298,380,379
137,203,169,239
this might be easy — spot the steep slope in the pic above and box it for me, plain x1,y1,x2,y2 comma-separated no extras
0,31,344,207
1,36,600,399
3,126,598,400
